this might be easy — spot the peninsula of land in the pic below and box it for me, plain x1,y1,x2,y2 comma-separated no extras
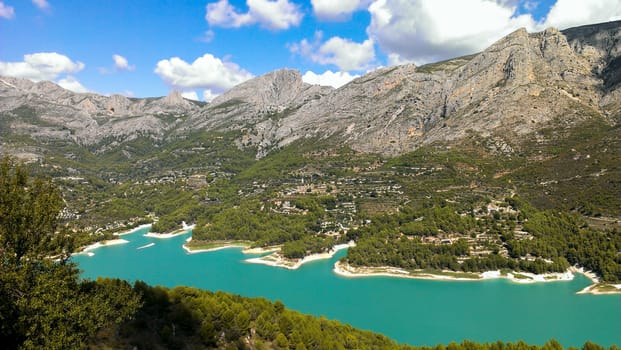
333,261,621,295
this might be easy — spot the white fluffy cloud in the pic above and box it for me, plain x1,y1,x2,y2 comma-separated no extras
367,0,537,65
0,2,15,19
203,90,219,102
311,0,371,21
178,89,220,102
0,52,85,81
154,53,254,94
112,54,135,71
542,0,621,30
316,37,375,71
57,76,90,93
366,0,621,66
206,0,249,27
181,91,200,101
32,0,50,10
302,70,359,88
206,0,302,30
290,33,376,71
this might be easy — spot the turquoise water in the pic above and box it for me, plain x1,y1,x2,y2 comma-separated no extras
73,227,621,347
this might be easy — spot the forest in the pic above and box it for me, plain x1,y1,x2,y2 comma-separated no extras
344,200,621,282
191,196,344,258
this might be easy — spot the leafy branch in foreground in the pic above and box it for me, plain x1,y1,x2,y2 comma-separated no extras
0,157,142,350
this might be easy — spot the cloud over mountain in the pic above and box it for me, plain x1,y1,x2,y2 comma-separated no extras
0,52,85,81
367,0,537,65
542,0,621,30
302,70,359,88
154,53,254,99
290,33,376,71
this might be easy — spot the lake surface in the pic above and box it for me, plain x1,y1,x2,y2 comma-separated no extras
73,227,621,347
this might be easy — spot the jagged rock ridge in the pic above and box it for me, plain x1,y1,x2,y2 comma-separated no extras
0,20,619,159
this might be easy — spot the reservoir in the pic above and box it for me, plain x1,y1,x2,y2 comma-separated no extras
73,227,621,347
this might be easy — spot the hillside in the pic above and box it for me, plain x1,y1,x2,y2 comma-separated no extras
1,21,620,160
0,21,620,286
3,157,617,349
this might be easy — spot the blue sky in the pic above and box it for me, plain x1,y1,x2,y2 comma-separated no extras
1,0,620,101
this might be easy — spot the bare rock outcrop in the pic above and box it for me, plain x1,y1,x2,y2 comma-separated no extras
1,20,619,159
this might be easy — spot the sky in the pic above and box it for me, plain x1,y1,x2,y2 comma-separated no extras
1,0,620,101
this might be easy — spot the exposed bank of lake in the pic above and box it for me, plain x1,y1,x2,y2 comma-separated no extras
73,226,621,348
333,261,621,294
184,237,619,293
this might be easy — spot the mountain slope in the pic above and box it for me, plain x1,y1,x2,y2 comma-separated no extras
1,22,619,287
0,21,619,160
228,23,618,155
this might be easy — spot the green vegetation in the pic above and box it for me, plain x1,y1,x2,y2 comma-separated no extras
192,196,342,258
5,156,618,349
345,201,620,281
415,54,477,74
512,211,621,281
0,158,142,349
108,283,404,349
5,113,618,281
100,283,620,350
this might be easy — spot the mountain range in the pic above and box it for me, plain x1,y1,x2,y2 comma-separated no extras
1,20,619,162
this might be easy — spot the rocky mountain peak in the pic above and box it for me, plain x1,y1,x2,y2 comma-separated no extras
1,21,619,160
0,76,34,91
163,90,182,103
106,94,131,115
210,68,306,110
160,90,192,107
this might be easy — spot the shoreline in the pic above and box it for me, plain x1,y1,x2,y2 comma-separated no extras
114,223,153,236
242,246,281,254
571,267,621,295
77,238,129,256
245,242,354,270
182,238,255,254
333,261,482,281
333,262,621,294
144,223,195,239
182,242,250,254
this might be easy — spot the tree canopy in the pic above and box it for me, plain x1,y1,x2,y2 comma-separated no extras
0,157,141,349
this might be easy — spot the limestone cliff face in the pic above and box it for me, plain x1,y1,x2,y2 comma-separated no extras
181,69,334,156
563,21,621,118
0,77,200,150
261,23,616,155
1,21,619,159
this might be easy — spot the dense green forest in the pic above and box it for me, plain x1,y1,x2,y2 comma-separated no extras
191,196,343,258
345,202,621,281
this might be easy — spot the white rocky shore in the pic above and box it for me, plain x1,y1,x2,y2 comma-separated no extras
144,222,195,238
333,262,620,295
245,242,356,270
77,239,129,257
